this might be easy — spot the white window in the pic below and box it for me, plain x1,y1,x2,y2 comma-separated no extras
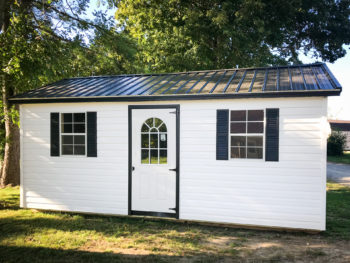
61,113,86,155
230,110,264,159
141,117,167,164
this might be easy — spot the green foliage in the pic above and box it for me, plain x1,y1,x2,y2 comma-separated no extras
327,130,347,156
0,0,137,162
115,0,350,72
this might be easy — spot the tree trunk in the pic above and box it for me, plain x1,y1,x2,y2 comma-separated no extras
0,76,20,187
0,0,19,187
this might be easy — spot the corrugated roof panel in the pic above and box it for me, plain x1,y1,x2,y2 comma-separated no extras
87,77,124,96
178,72,208,94
46,78,98,97
107,76,146,96
145,74,177,95
302,67,318,90
39,79,70,97
251,70,265,92
291,68,305,90
152,74,184,95
9,63,341,102
209,71,228,93
187,71,215,94
137,75,169,95
71,77,115,97
162,73,193,94
238,70,254,93
115,76,152,95
96,77,132,96
279,68,291,91
121,75,158,95
173,72,199,94
265,69,277,91
212,70,235,93
29,79,72,97
226,70,244,93
235,71,248,92
314,66,333,90
197,71,223,93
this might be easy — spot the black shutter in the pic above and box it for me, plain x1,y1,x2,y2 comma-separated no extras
50,112,60,156
216,109,229,160
265,108,279,161
87,112,97,157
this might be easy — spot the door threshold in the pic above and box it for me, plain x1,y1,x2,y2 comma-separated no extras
131,210,177,218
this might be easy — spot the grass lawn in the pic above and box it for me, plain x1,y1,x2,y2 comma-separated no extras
328,152,350,164
1,184,350,263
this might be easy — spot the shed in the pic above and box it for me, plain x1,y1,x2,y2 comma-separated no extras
11,62,342,231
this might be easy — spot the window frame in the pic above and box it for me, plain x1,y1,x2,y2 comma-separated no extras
59,112,87,157
140,117,168,165
229,109,265,160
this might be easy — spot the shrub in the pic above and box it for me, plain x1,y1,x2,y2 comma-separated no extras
327,130,346,156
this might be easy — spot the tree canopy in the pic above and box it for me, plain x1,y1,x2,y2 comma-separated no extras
0,0,350,186
115,0,350,72
0,0,136,186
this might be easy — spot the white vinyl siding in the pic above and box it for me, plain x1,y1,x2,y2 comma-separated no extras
179,97,327,231
21,104,129,215
20,96,327,230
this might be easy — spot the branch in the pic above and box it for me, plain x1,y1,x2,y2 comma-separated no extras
33,0,110,34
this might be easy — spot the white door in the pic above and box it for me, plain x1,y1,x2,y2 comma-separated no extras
131,108,177,215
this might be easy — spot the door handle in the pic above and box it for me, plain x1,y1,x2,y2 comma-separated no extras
169,168,177,172
132,166,135,171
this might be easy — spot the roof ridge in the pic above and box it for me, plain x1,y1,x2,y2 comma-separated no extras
62,62,325,80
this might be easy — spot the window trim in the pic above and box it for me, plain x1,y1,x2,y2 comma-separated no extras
140,117,168,165
229,109,266,160
59,112,87,157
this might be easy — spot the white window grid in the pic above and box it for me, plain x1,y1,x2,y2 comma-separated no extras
229,109,265,159
60,112,87,156
141,118,167,165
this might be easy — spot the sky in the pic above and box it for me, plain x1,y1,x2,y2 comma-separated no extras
300,51,350,120
87,1,349,120
324,56,350,120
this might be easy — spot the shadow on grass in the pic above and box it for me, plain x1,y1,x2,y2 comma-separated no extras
1,186,348,262
0,243,331,263
0,194,20,210
0,245,188,263
0,214,253,247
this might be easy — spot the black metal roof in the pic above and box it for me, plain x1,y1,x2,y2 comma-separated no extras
10,63,341,103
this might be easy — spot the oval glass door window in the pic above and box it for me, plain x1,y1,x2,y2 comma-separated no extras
141,118,167,164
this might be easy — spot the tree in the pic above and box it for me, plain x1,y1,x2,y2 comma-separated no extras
0,0,136,187
115,0,350,72
328,130,347,156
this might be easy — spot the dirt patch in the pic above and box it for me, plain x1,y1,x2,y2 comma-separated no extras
79,239,152,255
241,235,350,263
77,230,350,262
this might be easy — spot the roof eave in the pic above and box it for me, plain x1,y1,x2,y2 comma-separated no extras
9,89,341,104
321,64,342,91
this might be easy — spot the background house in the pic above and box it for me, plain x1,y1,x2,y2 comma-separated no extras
329,120,350,150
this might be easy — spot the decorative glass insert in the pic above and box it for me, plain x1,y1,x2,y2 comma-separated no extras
230,110,264,159
61,113,86,155
141,117,167,164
